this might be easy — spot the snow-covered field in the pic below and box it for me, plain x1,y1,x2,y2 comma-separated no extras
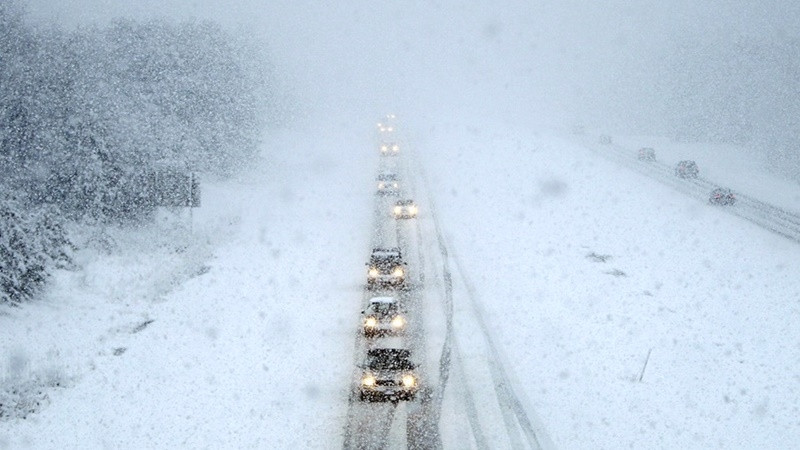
3,115,800,448
1,123,376,448
410,117,800,448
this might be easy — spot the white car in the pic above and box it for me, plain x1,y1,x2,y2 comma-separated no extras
380,142,400,156
393,200,418,219
361,296,407,337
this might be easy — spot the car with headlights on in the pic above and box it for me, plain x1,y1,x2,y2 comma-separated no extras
358,348,419,403
376,173,400,196
377,114,397,133
366,247,407,289
380,142,400,156
393,199,418,219
709,187,736,205
361,296,407,337
675,160,699,178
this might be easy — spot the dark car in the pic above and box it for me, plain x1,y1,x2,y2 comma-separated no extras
358,348,419,402
366,247,407,289
598,134,613,145
709,188,736,205
675,160,699,178
376,173,400,196
638,147,656,162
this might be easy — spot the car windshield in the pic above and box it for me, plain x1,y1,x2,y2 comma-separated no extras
368,302,398,314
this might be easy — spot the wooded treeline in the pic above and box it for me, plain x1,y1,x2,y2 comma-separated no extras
1,1,275,304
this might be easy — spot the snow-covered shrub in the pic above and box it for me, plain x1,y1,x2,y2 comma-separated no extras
0,194,72,305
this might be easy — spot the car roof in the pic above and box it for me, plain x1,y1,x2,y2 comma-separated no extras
372,247,401,254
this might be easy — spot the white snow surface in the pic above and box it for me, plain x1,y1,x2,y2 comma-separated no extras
3,116,800,449
1,124,375,448
409,118,800,449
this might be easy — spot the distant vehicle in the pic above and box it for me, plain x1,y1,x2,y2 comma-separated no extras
361,296,406,337
598,134,613,145
709,187,736,205
366,247,407,289
377,114,397,133
637,147,656,161
675,160,699,178
380,142,400,156
376,173,400,196
393,199,418,219
358,348,418,402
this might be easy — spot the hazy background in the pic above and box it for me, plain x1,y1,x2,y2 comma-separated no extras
24,0,800,178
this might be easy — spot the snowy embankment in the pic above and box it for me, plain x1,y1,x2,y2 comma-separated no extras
1,124,374,448
411,119,800,449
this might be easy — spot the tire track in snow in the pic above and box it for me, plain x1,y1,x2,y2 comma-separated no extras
411,145,546,449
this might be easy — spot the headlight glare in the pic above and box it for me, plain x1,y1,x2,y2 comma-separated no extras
362,374,376,387
368,268,379,278
401,374,416,388
391,316,405,329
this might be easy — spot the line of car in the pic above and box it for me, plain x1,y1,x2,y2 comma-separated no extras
353,115,422,404
634,146,737,205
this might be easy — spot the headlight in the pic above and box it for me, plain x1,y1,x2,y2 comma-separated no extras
393,206,402,215
364,317,378,328
361,374,376,388
381,145,388,152
392,267,404,278
401,374,416,388
408,205,418,215
387,126,394,132
392,145,399,152
378,182,385,189
368,268,379,278
391,316,405,329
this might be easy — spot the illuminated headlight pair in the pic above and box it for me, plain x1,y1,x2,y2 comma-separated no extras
368,268,379,278
361,373,415,388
